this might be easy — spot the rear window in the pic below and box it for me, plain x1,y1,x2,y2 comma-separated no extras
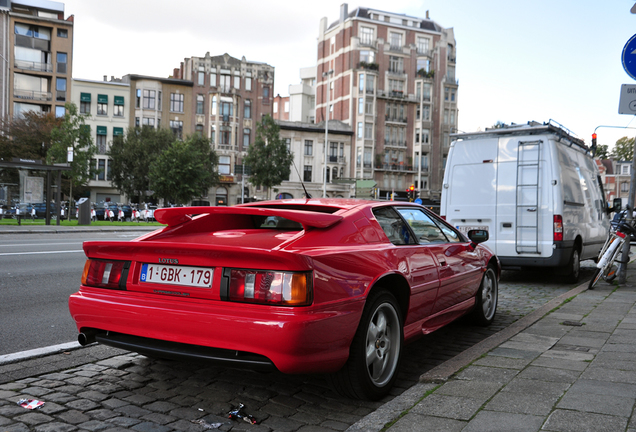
254,216,302,230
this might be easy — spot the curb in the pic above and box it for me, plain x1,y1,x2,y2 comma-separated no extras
345,280,590,432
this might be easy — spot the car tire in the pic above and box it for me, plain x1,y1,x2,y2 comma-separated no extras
563,248,580,284
328,289,403,401
470,266,498,326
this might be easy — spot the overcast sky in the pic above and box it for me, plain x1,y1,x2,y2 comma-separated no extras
63,0,636,149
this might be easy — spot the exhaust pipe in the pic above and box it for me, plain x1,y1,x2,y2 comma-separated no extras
78,331,97,346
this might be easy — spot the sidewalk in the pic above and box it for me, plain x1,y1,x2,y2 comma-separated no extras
0,223,160,235
348,270,636,432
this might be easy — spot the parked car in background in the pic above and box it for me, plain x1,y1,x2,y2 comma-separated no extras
69,199,499,400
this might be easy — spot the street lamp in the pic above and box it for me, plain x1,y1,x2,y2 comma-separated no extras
323,69,333,198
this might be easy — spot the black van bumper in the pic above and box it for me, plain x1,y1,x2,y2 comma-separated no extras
499,241,574,269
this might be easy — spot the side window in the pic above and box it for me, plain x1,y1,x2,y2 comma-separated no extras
373,207,416,245
396,208,450,244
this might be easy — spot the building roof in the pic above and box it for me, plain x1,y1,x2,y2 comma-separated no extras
328,6,444,32
122,74,193,87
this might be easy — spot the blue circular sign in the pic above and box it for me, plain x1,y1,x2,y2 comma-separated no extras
414,198,422,205
622,34,636,80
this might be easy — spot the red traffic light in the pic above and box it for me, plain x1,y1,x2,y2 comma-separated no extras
592,133,597,140
409,184,415,192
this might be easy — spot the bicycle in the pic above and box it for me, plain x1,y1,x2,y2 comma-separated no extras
589,210,636,289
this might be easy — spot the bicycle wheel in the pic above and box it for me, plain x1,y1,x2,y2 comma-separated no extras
588,268,602,290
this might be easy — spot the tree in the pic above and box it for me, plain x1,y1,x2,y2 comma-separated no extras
149,134,219,205
611,137,634,162
244,115,293,199
108,127,174,203
595,144,609,160
48,103,96,209
0,111,62,161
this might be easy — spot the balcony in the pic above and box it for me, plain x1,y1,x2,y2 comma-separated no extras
328,155,346,163
359,36,377,48
14,60,52,73
383,140,407,149
15,34,49,51
388,44,404,53
358,61,379,71
417,48,434,58
14,88,52,101
377,89,419,103
387,67,406,77
375,163,413,172
385,115,407,124
417,69,435,80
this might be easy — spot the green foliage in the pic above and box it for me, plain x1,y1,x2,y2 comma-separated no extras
48,103,97,199
0,111,62,161
108,127,174,202
244,116,293,196
611,137,635,162
149,134,219,205
595,144,609,160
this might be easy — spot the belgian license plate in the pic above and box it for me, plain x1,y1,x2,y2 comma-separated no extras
457,225,488,234
140,263,213,288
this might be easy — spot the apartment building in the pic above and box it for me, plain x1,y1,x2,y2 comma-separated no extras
272,119,354,200
173,52,275,205
71,77,130,204
316,4,457,201
1,0,73,119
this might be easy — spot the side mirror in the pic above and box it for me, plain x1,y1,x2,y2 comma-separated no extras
467,229,489,245
612,198,622,213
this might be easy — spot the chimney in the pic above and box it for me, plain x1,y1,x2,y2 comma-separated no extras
103,75,107,82
340,3,348,23
319,17,327,37
426,10,429,19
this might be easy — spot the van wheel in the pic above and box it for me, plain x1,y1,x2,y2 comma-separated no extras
563,248,580,284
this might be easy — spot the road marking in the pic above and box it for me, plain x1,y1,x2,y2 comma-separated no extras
0,250,84,256
0,341,81,365
0,242,83,247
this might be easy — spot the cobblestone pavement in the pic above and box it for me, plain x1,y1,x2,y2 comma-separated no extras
0,267,595,432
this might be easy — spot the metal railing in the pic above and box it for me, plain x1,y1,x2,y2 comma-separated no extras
14,60,52,72
14,89,52,101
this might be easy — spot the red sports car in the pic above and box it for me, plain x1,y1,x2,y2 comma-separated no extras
69,199,499,400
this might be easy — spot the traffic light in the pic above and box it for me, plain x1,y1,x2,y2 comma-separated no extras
591,133,597,155
409,184,415,202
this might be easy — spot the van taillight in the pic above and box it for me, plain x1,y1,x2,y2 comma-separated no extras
82,259,128,289
441,215,446,220
553,215,563,242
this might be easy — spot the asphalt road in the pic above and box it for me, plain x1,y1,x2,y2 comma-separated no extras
0,231,148,355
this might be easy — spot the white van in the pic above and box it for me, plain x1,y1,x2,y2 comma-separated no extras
440,121,610,283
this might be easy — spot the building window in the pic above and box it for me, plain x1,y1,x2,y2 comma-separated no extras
55,77,66,101
621,181,629,193
170,120,183,139
220,126,231,145
417,37,429,54
170,93,184,113
211,95,217,115
263,86,270,103
233,75,240,89
221,101,233,118
210,68,217,87
96,133,107,154
364,123,373,139
389,32,403,50
360,50,374,64
365,99,373,115
357,122,363,139
243,128,250,147
80,93,91,114
219,73,231,92
196,95,204,114
97,159,105,181
303,165,312,182
135,117,140,127
97,94,108,115
358,97,364,114
423,105,430,120
360,26,374,45
143,90,155,109
198,67,205,86
56,52,67,74
622,165,630,175
142,117,155,127
389,56,403,73
304,140,313,156
112,104,122,117
244,99,251,118
57,28,68,38
219,156,231,175
135,89,141,108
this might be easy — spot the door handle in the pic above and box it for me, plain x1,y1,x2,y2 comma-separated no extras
527,208,537,212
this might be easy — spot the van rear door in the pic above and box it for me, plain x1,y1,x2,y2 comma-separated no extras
445,138,498,252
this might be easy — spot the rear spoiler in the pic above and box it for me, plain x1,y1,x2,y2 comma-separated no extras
154,206,343,230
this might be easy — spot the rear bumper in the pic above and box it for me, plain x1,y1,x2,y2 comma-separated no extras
499,241,572,268
69,288,362,374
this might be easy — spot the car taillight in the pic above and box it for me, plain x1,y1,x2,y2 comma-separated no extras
553,215,563,242
226,269,313,306
82,259,128,290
